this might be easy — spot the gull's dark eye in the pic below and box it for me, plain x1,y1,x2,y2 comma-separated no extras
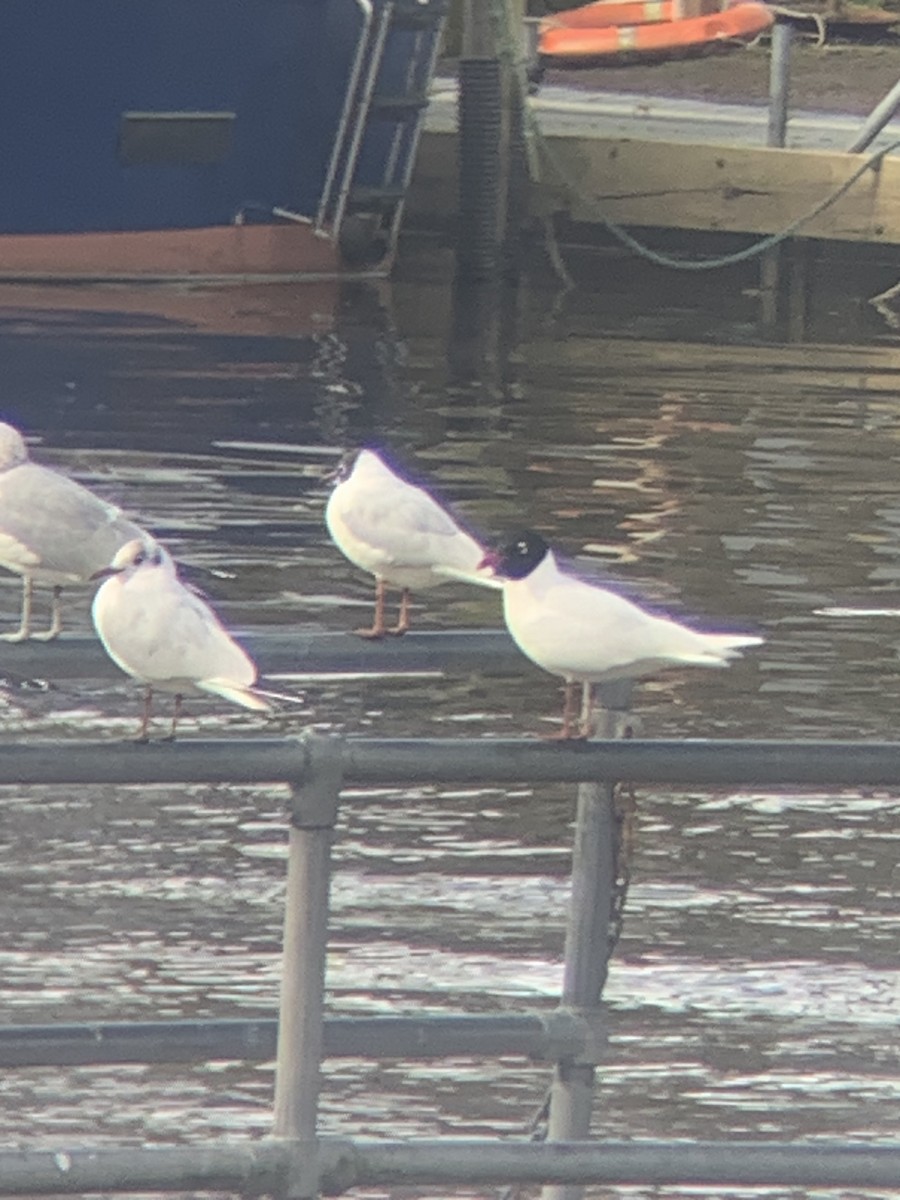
150,549,164,566
133,550,146,567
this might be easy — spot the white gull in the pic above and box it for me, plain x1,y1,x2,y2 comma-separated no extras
91,536,271,739
325,447,498,637
481,529,763,739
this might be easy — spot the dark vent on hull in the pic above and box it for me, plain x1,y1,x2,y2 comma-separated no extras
118,112,235,167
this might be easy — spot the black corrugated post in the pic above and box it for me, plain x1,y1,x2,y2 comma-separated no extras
457,0,526,282
272,733,343,1200
457,0,504,282
452,0,526,383
541,694,632,1200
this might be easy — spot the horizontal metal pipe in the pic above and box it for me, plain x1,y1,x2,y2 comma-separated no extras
0,738,309,785
2,1139,900,1195
343,737,900,786
3,737,900,787
0,1013,591,1068
0,1017,277,1068
0,1143,286,1197
329,1139,900,1190
0,629,522,681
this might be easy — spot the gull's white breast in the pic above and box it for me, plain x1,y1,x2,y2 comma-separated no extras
92,566,256,696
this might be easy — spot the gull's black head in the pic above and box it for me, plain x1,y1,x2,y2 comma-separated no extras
481,530,551,581
329,444,399,486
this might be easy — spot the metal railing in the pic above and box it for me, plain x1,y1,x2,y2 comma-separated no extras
2,733,900,786
1,631,899,1197
767,10,900,154
0,627,522,680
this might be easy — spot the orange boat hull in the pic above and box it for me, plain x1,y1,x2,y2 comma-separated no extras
539,1,774,60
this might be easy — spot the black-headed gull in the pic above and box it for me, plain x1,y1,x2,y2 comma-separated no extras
0,421,145,641
91,536,271,739
325,447,498,637
480,530,763,739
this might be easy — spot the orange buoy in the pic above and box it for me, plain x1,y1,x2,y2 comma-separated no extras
539,1,774,61
541,0,679,30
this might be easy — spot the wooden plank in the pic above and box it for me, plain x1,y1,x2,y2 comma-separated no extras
542,136,900,243
412,129,900,244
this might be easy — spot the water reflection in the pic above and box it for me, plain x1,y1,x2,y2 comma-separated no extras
0,251,897,1192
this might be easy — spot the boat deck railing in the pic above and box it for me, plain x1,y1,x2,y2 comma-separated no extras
2,630,899,1198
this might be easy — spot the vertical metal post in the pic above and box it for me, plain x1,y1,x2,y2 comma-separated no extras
272,734,344,1200
786,240,810,343
500,0,528,278
761,16,793,332
541,701,630,1200
767,18,792,150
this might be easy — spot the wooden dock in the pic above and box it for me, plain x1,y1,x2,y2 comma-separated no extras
411,83,900,245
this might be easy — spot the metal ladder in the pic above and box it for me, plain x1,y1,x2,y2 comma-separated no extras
316,0,448,266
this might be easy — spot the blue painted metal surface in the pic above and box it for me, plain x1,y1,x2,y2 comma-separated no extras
0,0,441,238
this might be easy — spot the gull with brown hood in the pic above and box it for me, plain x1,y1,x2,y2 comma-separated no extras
325,447,498,637
91,536,271,740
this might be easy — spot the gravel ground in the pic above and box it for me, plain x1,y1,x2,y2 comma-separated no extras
537,34,900,114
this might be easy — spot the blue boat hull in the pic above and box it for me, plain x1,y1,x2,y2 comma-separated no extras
0,0,444,278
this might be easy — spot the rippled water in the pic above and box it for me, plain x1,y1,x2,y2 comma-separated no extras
0,246,898,1196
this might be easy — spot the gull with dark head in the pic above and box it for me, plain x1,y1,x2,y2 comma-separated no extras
91,536,271,740
481,529,763,739
325,447,498,637
0,421,146,641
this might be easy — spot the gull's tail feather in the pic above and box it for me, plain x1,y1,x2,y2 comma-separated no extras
432,564,504,590
255,685,308,706
707,633,764,655
198,679,274,712
684,632,764,667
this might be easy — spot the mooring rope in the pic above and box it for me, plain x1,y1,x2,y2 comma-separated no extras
531,116,900,271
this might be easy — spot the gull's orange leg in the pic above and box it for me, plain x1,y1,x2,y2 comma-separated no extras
164,693,184,741
389,588,412,636
356,577,388,639
136,685,154,742
578,681,595,739
540,681,585,740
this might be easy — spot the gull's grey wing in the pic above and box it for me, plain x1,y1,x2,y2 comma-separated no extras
0,462,143,580
337,481,484,572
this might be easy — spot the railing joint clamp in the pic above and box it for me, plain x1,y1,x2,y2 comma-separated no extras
286,732,345,830
540,1006,607,1065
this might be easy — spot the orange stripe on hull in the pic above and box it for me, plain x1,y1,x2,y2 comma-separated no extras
0,223,369,283
540,1,774,60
